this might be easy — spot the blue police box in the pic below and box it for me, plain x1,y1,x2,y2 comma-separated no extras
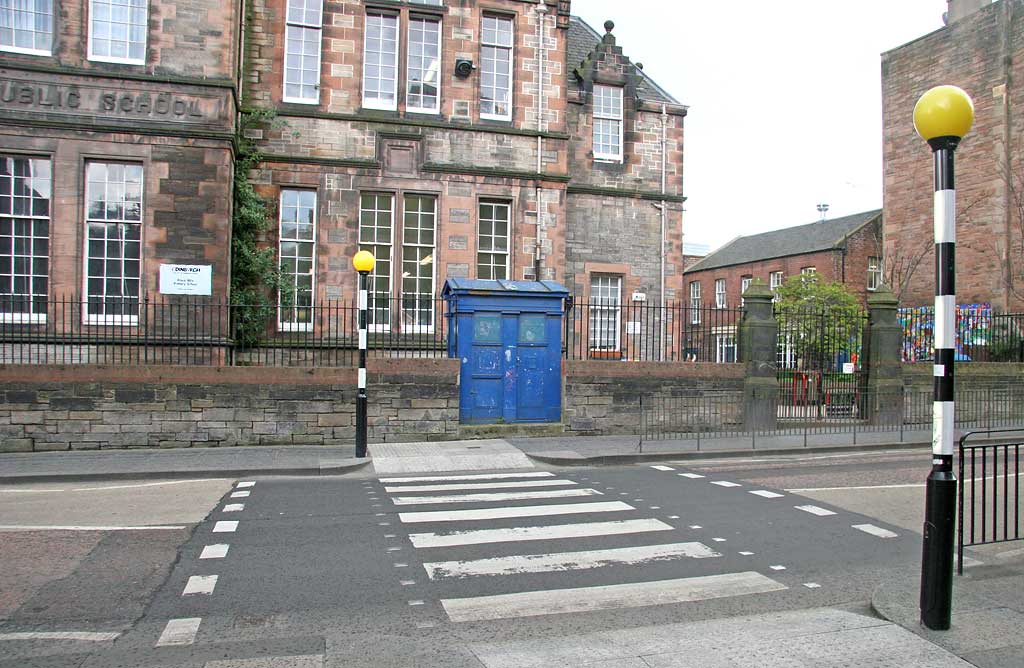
442,279,569,424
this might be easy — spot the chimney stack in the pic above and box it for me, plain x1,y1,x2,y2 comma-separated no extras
945,0,992,25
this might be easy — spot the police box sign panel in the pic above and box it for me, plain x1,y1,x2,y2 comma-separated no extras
159,264,212,295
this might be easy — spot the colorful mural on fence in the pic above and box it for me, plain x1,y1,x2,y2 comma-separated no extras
898,304,991,362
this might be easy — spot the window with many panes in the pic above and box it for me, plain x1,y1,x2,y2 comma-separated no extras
363,12,399,110
401,194,436,332
278,189,316,330
715,278,727,308
867,256,882,291
480,14,512,120
589,274,620,351
1,156,50,322
689,281,701,324
1,0,53,55
284,0,322,103
740,276,751,307
770,270,783,301
716,332,736,363
84,162,142,323
406,16,441,113
88,0,147,64
358,193,394,329
477,199,509,279
593,85,623,162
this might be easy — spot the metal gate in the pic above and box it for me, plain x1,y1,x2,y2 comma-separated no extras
775,306,868,421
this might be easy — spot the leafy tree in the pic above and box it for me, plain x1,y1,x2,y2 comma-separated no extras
774,274,863,373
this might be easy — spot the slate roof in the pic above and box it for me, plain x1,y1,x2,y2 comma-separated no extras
567,16,680,105
685,210,883,273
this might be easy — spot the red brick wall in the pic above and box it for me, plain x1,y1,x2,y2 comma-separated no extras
882,0,1024,310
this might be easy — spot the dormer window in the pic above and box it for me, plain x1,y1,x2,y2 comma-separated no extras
593,84,623,162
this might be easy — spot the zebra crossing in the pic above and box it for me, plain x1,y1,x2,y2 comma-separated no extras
379,470,788,623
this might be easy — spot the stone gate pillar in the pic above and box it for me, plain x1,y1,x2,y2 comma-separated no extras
863,286,904,425
740,279,778,431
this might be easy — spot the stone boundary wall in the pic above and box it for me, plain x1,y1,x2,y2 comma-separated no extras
0,360,459,452
903,363,1024,391
563,361,745,435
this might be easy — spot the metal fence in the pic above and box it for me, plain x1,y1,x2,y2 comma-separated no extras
0,295,449,367
564,300,743,363
900,307,1024,363
958,429,1024,575
774,306,868,403
641,386,1024,447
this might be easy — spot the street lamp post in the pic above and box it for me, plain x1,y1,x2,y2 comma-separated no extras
913,84,974,631
352,250,376,458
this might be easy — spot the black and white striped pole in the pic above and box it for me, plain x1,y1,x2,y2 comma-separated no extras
913,85,974,631
352,250,376,458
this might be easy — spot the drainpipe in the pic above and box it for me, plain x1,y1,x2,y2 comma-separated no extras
660,103,668,361
1000,0,1012,311
534,1,547,282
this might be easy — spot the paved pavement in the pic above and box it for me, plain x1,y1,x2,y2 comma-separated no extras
1,434,1022,666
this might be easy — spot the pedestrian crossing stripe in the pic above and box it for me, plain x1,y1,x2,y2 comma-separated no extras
423,542,722,579
408,518,674,548
398,501,635,523
380,472,556,484
391,488,603,506
383,479,577,493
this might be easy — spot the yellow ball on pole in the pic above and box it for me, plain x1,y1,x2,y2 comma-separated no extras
352,250,376,273
913,85,975,142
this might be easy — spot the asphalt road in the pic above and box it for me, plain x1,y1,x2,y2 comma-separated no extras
0,448,952,667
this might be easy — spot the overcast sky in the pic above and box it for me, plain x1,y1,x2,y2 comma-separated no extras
572,0,952,252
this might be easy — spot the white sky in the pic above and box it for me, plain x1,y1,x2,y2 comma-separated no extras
573,0,952,252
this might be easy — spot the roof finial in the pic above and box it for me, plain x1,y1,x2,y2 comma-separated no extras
604,20,615,33
602,20,615,44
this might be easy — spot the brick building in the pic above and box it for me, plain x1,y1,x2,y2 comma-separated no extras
242,1,686,334
683,210,883,309
882,0,1024,310
0,0,240,322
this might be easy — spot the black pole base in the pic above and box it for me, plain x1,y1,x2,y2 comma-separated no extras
920,466,957,630
355,391,368,458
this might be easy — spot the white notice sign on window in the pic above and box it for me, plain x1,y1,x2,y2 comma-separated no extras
159,264,212,295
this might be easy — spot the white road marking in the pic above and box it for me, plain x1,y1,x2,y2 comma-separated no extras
424,542,721,579
668,515,679,519
688,525,702,529
678,473,705,479
712,538,726,542
212,521,238,533
182,575,218,596
230,491,250,498
441,571,787,622
803,582,822,589
409,519,674,549
155,618,201,647
0,631,120,642
749,490,784,498
852,524,899,538
770,565,787,571
409,600,425,606
200,544,229,559
391,489,603,506
795,505,837,517
0,525,185,532
380,472,555,483
787,483,925,492
236,481,255,489
384,480,577,493
223,504,244,512
399,501,634,524
739,551,754,556
650,465,676,471
400,580,416,586
68,479,228,492
710,481,741,488
0,488,66,493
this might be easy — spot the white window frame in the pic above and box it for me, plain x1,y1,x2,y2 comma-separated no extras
83,162,143,326
277,188,317,332
406,15,441,114
689,281,701,324
589,274,621,352
1,0,53,55
715,330,737,364
867,256,882,291
477,199,510,280
359,192,395,332
715,278,727,309
777,328,797,369
362,11,399,111
770,270,783,301
400,194,437,334
801,266,816,275
87,0,147,65
283,0,323,104
479,14,513,121
409,0,442,4
0,155,51,323
593,84,623,162
740,276,751,307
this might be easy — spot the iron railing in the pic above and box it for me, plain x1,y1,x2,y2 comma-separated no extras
774,305,868,400
900,307,1024,363
0,295,449,367
641,386,1024,447
563,300,743,363
958,429,1024,575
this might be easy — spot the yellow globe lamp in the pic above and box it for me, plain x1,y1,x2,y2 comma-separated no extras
913,85,975,142
352,250,376,274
